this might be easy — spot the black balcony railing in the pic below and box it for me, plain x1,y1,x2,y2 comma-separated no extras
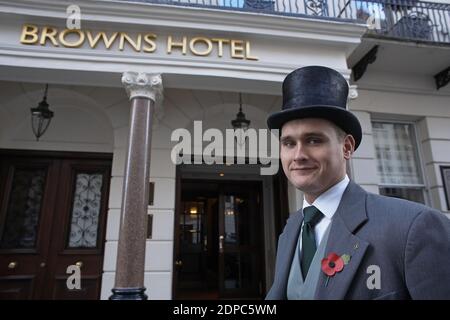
355,0,450,43
122,0,450,44
123,0,359,22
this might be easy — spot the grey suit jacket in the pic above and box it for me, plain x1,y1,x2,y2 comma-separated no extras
266,181,450,300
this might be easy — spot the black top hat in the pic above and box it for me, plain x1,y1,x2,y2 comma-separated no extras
267,66,362,150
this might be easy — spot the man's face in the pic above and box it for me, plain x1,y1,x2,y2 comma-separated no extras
280,118,354,200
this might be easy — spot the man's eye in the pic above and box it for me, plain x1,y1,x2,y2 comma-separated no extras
308,138,321,144
282,141,295,148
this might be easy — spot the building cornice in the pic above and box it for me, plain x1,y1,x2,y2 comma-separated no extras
0,0,363,93
0,0,367,45
0,43,351,93
355,84,450,97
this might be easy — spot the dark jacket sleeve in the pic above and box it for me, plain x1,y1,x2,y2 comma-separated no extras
404,210,450,299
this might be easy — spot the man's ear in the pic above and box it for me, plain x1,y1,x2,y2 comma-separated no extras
343,135,355,160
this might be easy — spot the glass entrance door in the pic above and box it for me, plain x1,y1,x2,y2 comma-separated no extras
175,180,263,299
218,185,261,298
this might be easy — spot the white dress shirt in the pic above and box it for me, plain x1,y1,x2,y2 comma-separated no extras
301,175,350,248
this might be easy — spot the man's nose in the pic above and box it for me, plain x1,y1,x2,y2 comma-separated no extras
293,143,308,162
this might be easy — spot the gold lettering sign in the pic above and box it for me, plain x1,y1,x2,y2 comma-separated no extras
59,29,85,48
19,24,258,61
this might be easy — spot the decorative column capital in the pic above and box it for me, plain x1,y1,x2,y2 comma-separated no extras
121,72,163,102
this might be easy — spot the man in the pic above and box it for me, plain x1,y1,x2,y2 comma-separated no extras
266,66,450,300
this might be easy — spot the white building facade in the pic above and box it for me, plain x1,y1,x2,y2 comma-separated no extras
0,0,449,300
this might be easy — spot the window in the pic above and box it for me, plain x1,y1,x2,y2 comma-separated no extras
372,121,426,204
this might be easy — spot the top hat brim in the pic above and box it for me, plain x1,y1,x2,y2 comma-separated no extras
267,105,362,150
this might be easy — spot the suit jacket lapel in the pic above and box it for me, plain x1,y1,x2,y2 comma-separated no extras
314,181,370,300
276,211,303,298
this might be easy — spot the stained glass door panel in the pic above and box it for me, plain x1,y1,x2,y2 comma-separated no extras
44,159,110,299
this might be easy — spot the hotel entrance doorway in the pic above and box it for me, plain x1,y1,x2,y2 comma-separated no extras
174,179,264,299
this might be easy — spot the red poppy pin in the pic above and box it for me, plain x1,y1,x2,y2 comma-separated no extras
321,252,351,287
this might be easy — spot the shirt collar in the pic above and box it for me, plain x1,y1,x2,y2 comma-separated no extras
302,175,350,220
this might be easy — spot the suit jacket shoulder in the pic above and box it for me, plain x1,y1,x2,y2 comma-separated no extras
336,182,450,299
266,181,450,300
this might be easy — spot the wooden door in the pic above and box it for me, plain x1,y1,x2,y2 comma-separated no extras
0,156,59,299
0,151,111,299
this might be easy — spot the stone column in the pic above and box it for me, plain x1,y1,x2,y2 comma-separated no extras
109,72,163,300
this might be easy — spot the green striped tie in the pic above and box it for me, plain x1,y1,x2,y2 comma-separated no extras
301,206,324,278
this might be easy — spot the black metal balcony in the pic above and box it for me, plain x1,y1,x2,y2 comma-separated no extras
121,0,450,44
122,0,357,21
355,0,450,44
